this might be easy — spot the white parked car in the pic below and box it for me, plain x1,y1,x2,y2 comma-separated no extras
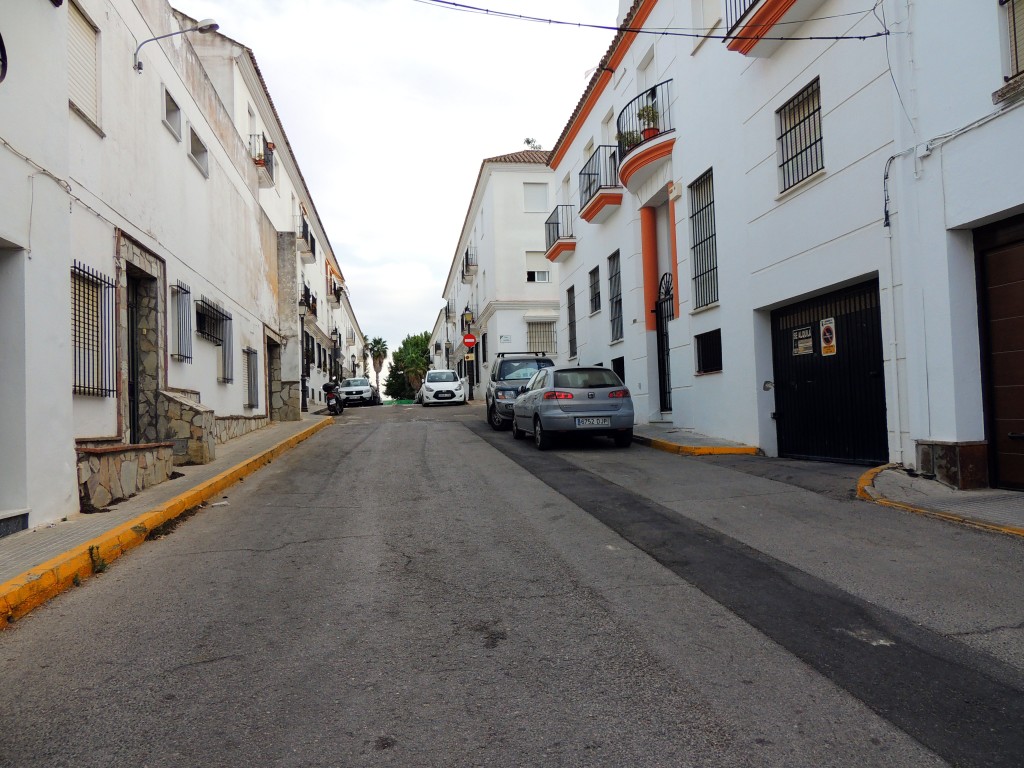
338,377,379,406
419,369,466,406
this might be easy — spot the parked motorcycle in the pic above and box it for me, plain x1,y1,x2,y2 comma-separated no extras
323,380,344,416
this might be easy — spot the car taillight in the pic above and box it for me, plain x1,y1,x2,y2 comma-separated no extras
543,391,574,400
608,389,630,398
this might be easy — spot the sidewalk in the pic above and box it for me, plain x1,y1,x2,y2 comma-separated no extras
633,421,1024,539
0,414,331,628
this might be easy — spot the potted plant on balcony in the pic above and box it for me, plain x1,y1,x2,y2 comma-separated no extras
616,130,642,151
637,104,660,140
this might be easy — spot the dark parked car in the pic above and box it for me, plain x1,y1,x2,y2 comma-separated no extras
511,365,634,450
485,352,554,430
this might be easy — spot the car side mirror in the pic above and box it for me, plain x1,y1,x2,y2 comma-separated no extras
518,385,528,395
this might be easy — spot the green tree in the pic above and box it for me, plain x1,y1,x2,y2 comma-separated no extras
388,332,431,398
366,336,388,393
383,364,415,401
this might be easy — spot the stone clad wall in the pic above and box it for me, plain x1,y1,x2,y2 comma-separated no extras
158,390,216,465
214,415,269,444
77,443,174,510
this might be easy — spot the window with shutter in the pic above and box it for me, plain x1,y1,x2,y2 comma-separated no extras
68,2,99,126
1007,0,1023,81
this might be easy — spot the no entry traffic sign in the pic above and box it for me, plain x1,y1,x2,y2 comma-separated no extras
463,333,477,348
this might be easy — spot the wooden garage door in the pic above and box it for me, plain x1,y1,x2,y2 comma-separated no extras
977,216,1024,490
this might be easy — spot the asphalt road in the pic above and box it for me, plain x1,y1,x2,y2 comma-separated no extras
1,403,1022,767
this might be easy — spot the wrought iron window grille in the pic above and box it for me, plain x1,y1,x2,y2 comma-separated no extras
589,267,601,313
689,169,719,309
244,347,258,408
527,322,556,355
171,281,192,362
567,287,578,358
777,78,824,192
71,260,116,397
608,251,623,342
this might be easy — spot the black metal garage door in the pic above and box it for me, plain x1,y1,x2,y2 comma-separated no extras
771,280,888,464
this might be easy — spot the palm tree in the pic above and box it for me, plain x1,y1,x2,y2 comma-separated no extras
367,336,388,394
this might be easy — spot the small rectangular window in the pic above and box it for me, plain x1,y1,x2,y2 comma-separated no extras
244,347,259,408
527,322,556,354
71,261,116,397
689,168,718,309
526,270,550,283
589,267,601,313
1008,0,1023,81
189,126,209,176
777,79,823,192
163,88,181,140
68,2,100,126
567,286,578,359
695,329,723,374
195,297,233,382
608,251,623,342
171,281,192,362
524,182,548,212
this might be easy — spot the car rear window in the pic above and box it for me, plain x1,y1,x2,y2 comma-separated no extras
498,359,552,381
426,371,457,383
553,369,622,389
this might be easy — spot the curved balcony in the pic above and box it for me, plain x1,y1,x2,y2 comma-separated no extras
616,80,675,193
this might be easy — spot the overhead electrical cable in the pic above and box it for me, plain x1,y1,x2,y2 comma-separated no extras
411,0,892,42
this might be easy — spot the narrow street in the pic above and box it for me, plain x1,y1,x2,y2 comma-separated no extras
1,404,1022,767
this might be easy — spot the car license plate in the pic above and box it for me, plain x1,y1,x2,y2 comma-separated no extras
576,417,610,428
436,391,453,399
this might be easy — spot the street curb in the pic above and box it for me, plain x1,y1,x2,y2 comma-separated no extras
0,418,331,630
633,434,760,456
857,464,1024,539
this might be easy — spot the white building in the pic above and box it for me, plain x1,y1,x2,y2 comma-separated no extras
0,1,363,535
542,0,1023,489
436,151,559,406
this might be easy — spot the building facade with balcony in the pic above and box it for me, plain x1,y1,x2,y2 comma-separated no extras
0,0,364,535
439,151,559,403
189,22,364,411
546,0,1024,489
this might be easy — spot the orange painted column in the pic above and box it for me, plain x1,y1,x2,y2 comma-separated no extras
640,206,660,331
667,192,681,318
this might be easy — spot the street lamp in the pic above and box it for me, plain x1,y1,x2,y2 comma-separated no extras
298,299,308,412
133,19,219,73
462,305,475,401
351,354,357,379
330,328,340,379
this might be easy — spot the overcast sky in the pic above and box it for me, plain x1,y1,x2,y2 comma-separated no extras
176,0,621,359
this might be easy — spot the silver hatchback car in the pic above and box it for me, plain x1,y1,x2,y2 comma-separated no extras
511,366,634,450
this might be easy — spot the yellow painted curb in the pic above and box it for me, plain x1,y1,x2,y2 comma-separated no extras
856,463,894,500
857,463,1024,539
0,418,331,629
647,438,759,456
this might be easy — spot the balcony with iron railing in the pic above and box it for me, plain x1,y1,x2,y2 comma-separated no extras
302,285,318,318
723,0,830,57
578,145,623,224
249,133,275,188
616,80,676,192
544,204,576,263
461,246,478,284
297,216,316,264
